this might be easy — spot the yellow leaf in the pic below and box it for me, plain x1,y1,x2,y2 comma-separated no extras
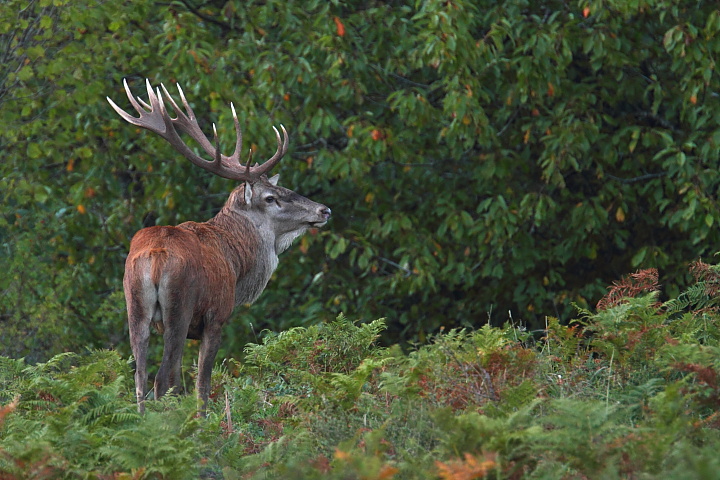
628,129,640,153
616,206,626,222
77,204,86,214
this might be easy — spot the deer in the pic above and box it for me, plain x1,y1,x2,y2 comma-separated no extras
107,79,331,414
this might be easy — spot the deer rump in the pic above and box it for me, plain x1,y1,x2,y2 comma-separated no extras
124,221,267,341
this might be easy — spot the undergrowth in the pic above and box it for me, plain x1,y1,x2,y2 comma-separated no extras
2,263,720,478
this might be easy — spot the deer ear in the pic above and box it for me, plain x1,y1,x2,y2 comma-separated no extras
268,174,280,186
244,182,253,204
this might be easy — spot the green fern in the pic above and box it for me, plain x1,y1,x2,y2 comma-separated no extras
328,357,392,408
242,315,387,395
472,323,512,353
663,282,715,315
1,309,720,478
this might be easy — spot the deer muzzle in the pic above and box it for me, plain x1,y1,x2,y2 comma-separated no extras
311,205,331,227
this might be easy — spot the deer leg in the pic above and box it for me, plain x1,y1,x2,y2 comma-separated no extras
128,314,151,414
125,277,156,414
155,287,192,400
155,320,190,399
196,321,223,415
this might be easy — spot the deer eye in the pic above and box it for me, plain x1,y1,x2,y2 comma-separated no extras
265,196,275,204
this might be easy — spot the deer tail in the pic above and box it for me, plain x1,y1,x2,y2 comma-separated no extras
147,248,169,285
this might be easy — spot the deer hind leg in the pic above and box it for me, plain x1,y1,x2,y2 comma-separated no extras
196,319,224,415
128,312,151,414
154,284,193,400
125,273,157,414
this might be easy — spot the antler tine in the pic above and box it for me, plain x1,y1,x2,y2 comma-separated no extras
229,103,243,164
145,79,159,111
146,81,173,134
158,83,180,117
107,79,149,127
244,149,254,175
175,82,198,122
247,124,288,177
131,79,151,110
212,123,222,166
158,83,215,156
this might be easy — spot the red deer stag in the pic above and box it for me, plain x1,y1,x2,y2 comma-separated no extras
108,79,331,414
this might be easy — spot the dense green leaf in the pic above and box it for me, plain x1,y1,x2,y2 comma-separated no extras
1,0,720,362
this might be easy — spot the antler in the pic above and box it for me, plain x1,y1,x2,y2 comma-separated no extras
107,78,288,182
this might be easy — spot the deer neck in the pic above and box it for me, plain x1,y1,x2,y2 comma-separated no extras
208,209,279,305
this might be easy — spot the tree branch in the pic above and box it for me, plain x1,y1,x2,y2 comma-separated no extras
606,172,667,184
166,0,235,34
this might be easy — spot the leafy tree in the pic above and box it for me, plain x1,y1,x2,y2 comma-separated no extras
1,0,719,360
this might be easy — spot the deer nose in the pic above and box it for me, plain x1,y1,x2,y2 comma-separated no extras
320,206,331,219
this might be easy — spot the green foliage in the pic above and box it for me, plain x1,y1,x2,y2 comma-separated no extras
2,283,720,478
3,0,720,474
664,259,720,316
245,315,386,372
3,0,720,360
0,350,202,478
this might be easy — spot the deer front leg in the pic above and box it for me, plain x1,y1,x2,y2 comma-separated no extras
196,321,224,416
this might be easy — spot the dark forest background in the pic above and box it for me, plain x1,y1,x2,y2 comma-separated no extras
1,0,719,362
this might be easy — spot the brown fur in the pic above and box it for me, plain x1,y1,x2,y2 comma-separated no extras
147,248,168,285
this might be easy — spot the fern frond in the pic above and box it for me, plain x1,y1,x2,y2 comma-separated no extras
597,268,660,311
664,282,719,316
